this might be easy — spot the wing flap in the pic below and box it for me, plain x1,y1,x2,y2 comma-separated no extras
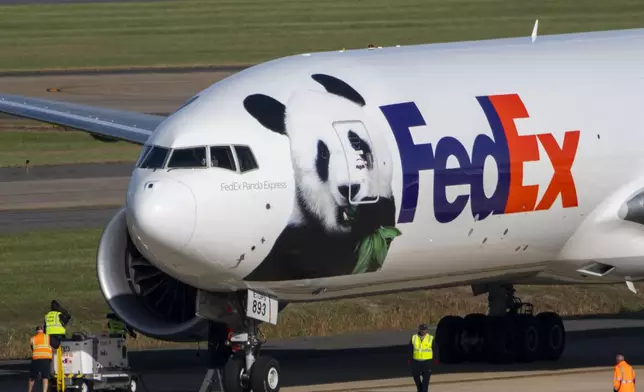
0,94,165,145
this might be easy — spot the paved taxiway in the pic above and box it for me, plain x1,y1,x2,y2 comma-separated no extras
0,68,237,115
0,164,129,232
1,317,644,391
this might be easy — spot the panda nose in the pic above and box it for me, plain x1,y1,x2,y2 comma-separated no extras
338,184,361,201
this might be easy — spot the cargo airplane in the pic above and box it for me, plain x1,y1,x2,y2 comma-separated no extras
2,25,644,392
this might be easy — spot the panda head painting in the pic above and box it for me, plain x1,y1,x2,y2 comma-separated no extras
242,73,402,282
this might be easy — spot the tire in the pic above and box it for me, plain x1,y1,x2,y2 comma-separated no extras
436,315,465,364
250,356,280,392
514,314,540,362
223,356,250,392
536,312,566,361
484,315,516,363
74,379,93,392
127,376,137,392
463,313,486,362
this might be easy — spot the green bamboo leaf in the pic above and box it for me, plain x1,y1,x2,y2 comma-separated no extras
378,226,402,240
372,232,388,267
353,235,374,274
346,205,358,221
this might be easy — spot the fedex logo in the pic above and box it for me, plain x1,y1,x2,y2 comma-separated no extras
379,94,581,224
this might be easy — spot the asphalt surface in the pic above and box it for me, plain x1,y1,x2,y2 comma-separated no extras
355,371,638,392
0,206,119,233
1,317,644,391
0,65,248,78
0,175,129,209
0,162,133,182
0,69,235,114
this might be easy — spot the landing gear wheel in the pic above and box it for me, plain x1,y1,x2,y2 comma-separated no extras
74,379,93,392
463,313,486,362
484,315,516,363
223,356,250,392
514,314,539,362
126,375,138,392
250,356,280,392
537,312,566,361
436,315,465,363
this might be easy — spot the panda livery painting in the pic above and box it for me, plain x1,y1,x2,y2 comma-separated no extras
242,73,402,281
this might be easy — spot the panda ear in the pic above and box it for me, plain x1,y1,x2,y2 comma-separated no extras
243,94,287,135
311,74,366,107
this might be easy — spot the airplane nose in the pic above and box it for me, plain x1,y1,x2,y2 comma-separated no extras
129,178,196,251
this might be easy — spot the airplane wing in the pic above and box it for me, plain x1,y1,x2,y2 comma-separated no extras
0,94,165,145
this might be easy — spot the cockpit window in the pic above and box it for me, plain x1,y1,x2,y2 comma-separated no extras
167,147,207,168
210,146,236,171
138,146,170,169
135,145,152,167
234,145,258,173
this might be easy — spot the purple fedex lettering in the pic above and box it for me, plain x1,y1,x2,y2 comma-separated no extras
379,102,433,223
470,96,511,220
379,98,510,224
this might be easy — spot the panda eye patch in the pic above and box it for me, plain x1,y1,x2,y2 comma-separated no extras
317,140,329,160
316,140,330,182
347,131,371,155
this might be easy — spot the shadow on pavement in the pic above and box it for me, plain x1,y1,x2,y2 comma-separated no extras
129,325,644,391
3,320,644,391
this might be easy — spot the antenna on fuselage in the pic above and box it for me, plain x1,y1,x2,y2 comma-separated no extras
531,19,539,43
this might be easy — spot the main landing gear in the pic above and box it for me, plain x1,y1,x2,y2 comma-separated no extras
200,289,281,392
435,284,566,364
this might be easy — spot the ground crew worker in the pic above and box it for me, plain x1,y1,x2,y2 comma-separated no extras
614,353,636,392
409,324,434,392
44,300,71,348
27,325,52,392
106,313,136,339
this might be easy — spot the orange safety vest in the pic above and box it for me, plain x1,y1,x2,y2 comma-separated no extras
31,332,53,360
614,360,636,392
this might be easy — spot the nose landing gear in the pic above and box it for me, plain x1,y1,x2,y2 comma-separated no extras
223,319,280,392
199,289,281,392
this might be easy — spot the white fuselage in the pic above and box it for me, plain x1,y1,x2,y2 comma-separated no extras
125,28,644,302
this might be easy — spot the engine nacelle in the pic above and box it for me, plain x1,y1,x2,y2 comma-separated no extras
97,207,211,341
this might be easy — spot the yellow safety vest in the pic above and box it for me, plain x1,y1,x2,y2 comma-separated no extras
108,319,127,335
412,334,434,361
45,311,66,335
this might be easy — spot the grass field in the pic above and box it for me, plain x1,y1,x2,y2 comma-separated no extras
1,0,644,71
1,227,643,359
0,123,140,167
